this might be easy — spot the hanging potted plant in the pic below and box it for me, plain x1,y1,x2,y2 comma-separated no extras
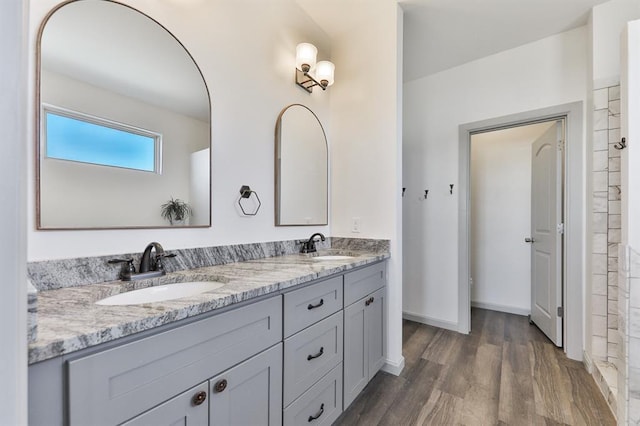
160,197,192,225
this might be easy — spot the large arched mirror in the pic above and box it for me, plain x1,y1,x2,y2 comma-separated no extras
36,0,211,229
275,104,328,226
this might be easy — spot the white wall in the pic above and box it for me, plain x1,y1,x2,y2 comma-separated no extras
40,70,208,227
329,3,404,372
592,0,640,87
0,0,28,423
28,0,333,259
621,20,640,249
470,122,554,315
403,27,588,327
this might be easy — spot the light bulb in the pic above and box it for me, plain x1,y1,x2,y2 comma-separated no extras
314,61,335,87
296,43,317,73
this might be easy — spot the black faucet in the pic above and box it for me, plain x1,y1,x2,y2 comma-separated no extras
108,242,176,281
301,233,326,254
140,242,166,273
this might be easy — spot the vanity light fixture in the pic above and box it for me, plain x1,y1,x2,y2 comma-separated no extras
295,42,335,93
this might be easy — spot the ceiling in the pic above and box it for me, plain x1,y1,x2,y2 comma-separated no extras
299,0,609,82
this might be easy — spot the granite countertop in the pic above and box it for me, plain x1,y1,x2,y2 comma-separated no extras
29,248,389,364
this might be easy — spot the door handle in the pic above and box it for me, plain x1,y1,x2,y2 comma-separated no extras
525,237,535,243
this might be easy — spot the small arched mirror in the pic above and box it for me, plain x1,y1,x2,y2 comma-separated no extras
37,0,211,229
275,104,328,226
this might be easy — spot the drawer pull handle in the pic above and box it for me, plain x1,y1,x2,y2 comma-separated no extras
308,403,325,422
307,299,324,310
365,296,374,306
192,391,207,406
214,379,228,393
307,347,324,361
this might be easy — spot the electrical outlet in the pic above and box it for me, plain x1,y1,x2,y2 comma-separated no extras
352,217,361,233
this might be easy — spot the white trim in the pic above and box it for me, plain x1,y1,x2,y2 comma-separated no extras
458,101,584,360
583,349,593,374
0,0,28,423
403,311,459,332
594,76,621,91
470,301,530,316
381,356,405,376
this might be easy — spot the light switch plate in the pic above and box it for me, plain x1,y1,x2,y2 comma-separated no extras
352,217,361,233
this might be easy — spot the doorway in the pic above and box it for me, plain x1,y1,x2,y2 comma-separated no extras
458,102,584,360
470,120,563,346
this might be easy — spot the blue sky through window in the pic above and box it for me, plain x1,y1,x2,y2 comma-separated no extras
46,111,156,172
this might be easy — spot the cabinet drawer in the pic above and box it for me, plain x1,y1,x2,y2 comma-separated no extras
283,311,343,406
344,262,386,306
283,362,343,426
284,275,342,337
68,296,282,426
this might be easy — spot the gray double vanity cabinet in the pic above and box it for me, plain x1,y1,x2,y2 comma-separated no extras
29,260,387,425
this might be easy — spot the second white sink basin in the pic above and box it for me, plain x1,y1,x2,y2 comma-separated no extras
312,255,354,261
96,281,225,306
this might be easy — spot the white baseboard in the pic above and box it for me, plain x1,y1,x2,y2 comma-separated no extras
583,350,593,374
471,301,530,316
382,356,405,376
402,311,458,332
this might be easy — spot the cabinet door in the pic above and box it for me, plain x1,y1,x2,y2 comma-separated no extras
367,286,386,379
343,286,387,409
209,343,282,426
343,297,368,409
121,382,209,426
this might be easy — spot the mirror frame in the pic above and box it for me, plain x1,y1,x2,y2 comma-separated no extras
35,0,212,230
274,104,328,226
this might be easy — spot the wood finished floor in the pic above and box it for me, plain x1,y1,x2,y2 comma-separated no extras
336,309,615,426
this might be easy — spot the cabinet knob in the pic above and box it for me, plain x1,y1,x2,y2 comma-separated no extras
214,379,228,393
192,391,207,406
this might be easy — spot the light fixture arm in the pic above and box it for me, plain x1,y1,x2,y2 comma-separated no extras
296,68,328,93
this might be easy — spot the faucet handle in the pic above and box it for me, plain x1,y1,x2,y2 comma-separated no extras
108,258,136,279
108,258,134,266
154,252,176,272
157,253,177,258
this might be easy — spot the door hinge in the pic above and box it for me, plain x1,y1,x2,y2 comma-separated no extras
558,139,565,151
557,223,565,234
557,306,564,317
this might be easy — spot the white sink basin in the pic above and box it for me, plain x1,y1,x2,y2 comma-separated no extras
96,281,225,306
312,255,354,261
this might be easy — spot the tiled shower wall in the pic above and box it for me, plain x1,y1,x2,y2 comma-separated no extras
617,245,640,424
592,84,621,363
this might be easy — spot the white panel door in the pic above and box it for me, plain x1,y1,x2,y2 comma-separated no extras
530,121,563,347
